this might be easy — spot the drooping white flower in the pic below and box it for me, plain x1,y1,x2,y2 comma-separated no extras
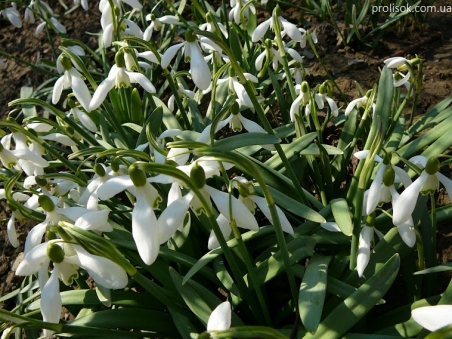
290,81,311,121
1,3,22,28
143,14,180,41
345,91,375,116
207,301,232,331
90,51,156,111
393,156,452,226
412,305,452,332
314,83,339,117
74,0,89,10
252,9,303,42
161,29,221,90
229,0,255,25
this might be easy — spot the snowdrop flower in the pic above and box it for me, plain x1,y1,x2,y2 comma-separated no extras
345,90,375,116
207,301,232,332
0,3,22,28
161,28,222,90
74,0,89,10
24,1,35,23
229,0,255,25
53,54,91,112
290,81,311,121
314,83,339,117
287,61,309,86
66,99,97,132
16,240,128,337
56,46,85,74
393,156,452,226
168,83,197,112
252,6,303,43
143,13,180,41
412,305,452,332
90,50,156,111
357,213,385,277
0,190,30,247
200,12,228,38
35,17,67,35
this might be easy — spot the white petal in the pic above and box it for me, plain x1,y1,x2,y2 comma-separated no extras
41,266,62,324
290,94,303,122
207,301,231,331
158,195,190,243
409,155,428,168
7,215,18,248
393,165,412,189
16,242,49,276
161,43,184,69
75,210,110,231
208,214,231,250
345,98,362,116
366,164,386,215
357,225,373,277
69,69,92,112
159,15,180,24
5,8,22,28
97,175,134,200
397,218,416,247
189,42,211,90
125,70,156,93
320,222,342,232
73,245,128,289
252,18,271,42
384,57,408,69
252,196,293,234
412,305,452,332
436,172,452,198
124,18,143,37
393,171,429,226
52,76,66,105
122,0,142,9
280,18,303,42
138,51,160,64
325,96,339,117
102,23,114,47
239,116,266,134
132,188,160,265
89,67,117,111
205,186,259,231
75,108,97,132
24,221,48,254
255,50,266,72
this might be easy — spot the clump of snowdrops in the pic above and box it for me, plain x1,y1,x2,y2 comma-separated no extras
1,0,452,338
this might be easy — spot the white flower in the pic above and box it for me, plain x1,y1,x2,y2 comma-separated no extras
207,301,231,331
161,30,222,90
412,305,452,332
345,93,374,116
89,53,156,111
384,57,409,70
290,82,310,121
314,86,339,117
143,14,180,41
252,13,303,43
393,156,452,226
53,67,92,112
229,0,255,25
1,4,22,28
74,0,89,10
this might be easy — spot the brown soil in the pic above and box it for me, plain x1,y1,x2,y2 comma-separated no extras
1,0,452,313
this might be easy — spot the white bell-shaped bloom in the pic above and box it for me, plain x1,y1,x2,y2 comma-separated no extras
53,69,92,112
252,12,303,42
1,4,22,28
229,0,255,25
207,301,232,331
143,14,180,41
412,305,452,332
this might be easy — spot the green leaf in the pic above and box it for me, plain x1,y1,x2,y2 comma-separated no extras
214,133,280,151
265,133,316,169
330,198,353,236
306,254,400,339
299,255,332,332
425,325,452,339
414,263,452,275
299,143,343,155
253,236,316,285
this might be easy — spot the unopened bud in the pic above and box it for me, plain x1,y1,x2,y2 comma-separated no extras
115,50,126,68
190,162,206,189
47,242,65,263
273,5,282,17
365,212,376,226
301,81,309,93
383,167,395,187
35,176,48,187
129,165,147,187
319,84,327,94
46,230,58,240
39,195,55,212
94,163,106,177
425,157,440,175
67,98,76,109
111,158,120,172
60,54,72,71
185,28,196,43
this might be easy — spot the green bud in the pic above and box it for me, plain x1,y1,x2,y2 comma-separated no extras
130,88,142,124
185,28,196,43
46,231,58,241
319,84,327,94
382,152,391,165
129,165,147,187
425,156,440,175
60,54,72,71
410,57,421,66
301,81,309,93
383,167,395,187
206,12,213,23
35,176,48,187
365,89,372,98
111,158,120,172
47,242,65,263
94,163,106,177
264,39,273,49
150,13,156,21
67,98,76,109
365,212,376,226
115,50,126,68
273,4,282,17
190,162,206,189
39,195,55,212
231,101,240,116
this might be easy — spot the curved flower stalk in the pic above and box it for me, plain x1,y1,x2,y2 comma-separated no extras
229,0,255,25
251,6,304,43
393,156,452,226
0,3,22,28
143,13,180,41
89,50,156,111
52,55,92,112
16,240,128,337
412,305,452,332
161,29,222,90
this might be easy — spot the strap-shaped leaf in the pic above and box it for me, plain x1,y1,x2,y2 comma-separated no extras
299,255,332,332
331,198,353,236
305,254,400,339
214,133,280,151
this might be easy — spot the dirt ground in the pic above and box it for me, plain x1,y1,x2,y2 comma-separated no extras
1,0,452,310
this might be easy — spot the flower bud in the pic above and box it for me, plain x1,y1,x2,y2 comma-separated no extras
206,12,213,23
60,54,72,71
111,158,120,172
46,230,58,240
273,4,282,17
39,195,55,212
94,163,106,177
47,242,65,263
190,162,206,189
67,98,76,109
35,176,48,187
319,84,327,94
301,81,309,93
185,28,196,43
410,57,421,66
365,212,376,226
129,165,147,187
383,167,395,187
365,89,372,98
425,157,440,175
115,50,126,68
